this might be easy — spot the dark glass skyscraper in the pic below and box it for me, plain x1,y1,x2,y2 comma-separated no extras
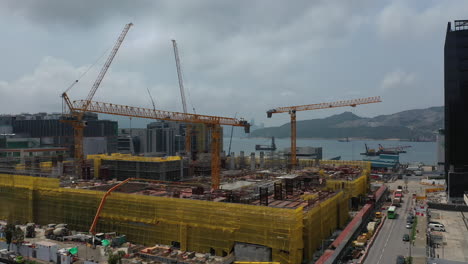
444,20,468,199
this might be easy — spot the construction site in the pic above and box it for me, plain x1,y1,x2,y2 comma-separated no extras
0,23,384,264
0,159,371,264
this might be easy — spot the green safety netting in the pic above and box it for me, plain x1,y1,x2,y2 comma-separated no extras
69,247,78,255
101,239,110,247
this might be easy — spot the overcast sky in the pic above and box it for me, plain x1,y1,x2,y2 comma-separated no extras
0,0,465,127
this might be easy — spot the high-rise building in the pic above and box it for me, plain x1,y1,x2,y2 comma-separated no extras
119,128,147,154
1,112,118,156
444,20,468,199
145,122,222,158
147,121,185,156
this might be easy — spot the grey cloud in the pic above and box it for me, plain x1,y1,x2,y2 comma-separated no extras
2,0,156,28
0,0,454,126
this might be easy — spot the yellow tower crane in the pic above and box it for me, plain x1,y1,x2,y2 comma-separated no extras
61,23,133,177
267,96,382,169
69,100,250,189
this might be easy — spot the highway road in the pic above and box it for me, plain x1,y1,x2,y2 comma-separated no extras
364,190,413,264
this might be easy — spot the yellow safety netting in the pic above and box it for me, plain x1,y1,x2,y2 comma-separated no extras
319,160,371,171
87,154,183,179
87,153,181,162
325,173,368,199
14,161,70,172
0,174,59,189
0,172,358,264
0,174,305,264
302,191,348,261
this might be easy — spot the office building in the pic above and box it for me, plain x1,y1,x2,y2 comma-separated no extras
444,20,468,199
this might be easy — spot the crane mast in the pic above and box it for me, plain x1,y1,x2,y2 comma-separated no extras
61,23,133,178
172,40,188,114
172,39,192,157
70,100,250,189
81,23,133,113
267,96,382,169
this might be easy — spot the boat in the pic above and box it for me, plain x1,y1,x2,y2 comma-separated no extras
338,137,350,142
329,156,341,160
378,144,411,154
361,144,411,156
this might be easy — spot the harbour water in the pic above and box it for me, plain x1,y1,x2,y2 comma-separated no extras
223,137,437,165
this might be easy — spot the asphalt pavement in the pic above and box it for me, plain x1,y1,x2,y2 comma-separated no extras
364,192,414,264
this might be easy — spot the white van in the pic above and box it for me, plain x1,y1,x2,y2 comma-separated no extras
428,222,444,228
429,224,445,231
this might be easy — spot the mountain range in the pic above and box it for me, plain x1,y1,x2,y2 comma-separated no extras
248,106,444,141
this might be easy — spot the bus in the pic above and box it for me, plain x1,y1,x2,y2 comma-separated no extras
387,206,397,219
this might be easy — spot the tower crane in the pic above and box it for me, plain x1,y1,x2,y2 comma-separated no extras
267,96,382,169
61,23,133,177
171,39,193,158
69,100,250,189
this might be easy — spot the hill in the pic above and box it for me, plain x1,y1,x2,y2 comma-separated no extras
249,106,443,141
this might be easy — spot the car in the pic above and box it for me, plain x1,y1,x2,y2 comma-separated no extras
428,223,445,228
396,255,405,264
406,223,412,229
406,216,414,223
403,234,410,241
428,221,442,226
430,225,445,232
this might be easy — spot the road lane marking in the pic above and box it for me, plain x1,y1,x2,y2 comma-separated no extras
376,188,412,264
377,218,396,264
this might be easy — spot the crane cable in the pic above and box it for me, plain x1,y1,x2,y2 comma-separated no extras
63,46,112,94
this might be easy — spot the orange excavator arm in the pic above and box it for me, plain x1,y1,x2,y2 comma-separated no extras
89,178,133,234
89,178,211,234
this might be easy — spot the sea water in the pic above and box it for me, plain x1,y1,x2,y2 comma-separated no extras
223,137,437,165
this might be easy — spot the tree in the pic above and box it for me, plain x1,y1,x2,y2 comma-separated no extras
107,250,125,264
13,226,24,252
5,223,14,251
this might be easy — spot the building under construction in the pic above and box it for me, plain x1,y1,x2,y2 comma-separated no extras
0,159,370,264
0,21,383,263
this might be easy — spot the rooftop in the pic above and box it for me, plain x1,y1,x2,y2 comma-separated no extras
82,164,364,210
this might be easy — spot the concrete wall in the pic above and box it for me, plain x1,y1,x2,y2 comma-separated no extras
234,242,272,262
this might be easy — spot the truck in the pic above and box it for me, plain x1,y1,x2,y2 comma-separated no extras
45,224,69,240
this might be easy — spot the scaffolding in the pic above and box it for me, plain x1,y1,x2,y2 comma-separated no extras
87,154,184,179
0,167,369,264
0,174,303,263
